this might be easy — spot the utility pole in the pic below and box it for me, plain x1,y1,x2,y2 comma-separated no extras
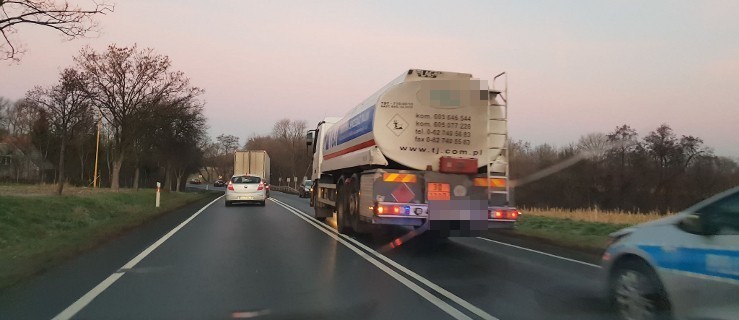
93,111,102,188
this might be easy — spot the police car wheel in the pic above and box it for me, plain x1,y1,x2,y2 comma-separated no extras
610,260,671,320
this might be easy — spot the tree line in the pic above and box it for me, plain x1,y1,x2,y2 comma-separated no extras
0,44,206,194
511,124,739,213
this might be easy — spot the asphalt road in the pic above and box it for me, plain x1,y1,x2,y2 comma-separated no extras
0,192,619,320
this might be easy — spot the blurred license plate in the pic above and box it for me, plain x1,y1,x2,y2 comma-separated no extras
427,183,450,201
239,196,253,200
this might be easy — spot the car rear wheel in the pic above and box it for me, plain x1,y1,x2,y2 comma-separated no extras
260,200,266,206
225,201,232,207
610,259,671,320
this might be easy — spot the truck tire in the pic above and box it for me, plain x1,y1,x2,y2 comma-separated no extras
312,177,332,222
336,176,353,235
348,174,370,234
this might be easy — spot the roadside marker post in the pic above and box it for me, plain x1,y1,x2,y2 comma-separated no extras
156,182,161,208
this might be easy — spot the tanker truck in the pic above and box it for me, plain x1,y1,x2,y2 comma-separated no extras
307,69,518,236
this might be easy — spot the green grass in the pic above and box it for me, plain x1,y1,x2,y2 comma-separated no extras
501,214,633,252
0,188,217,289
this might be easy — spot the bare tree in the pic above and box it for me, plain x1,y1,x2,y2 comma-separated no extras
0,0,114,61
0,96,11,135
75,44,202,191
26,67,90,194
216,134,240,154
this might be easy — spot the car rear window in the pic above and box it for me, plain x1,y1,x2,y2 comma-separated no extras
231,176,261,184
304,181,313,186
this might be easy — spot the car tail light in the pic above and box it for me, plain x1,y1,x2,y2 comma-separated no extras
257,182,264,190
227,182,234,191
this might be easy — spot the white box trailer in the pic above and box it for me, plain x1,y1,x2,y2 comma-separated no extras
234,150,271,182
307,69,517,237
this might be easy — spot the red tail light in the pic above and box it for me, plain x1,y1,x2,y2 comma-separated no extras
507,209,519,220
227,182,234,191
375,205,402,215
257,182,264,190
488,208,520,220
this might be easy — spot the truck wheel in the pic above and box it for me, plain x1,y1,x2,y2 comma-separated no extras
336,177,353,235
348,174,369,234
312,179,329,222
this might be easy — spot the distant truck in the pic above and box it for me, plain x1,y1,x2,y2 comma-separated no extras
307,69,518,237
234,150,271,183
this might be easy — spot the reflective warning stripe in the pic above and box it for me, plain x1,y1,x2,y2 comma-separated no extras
383,173,417,183
474,178,507,187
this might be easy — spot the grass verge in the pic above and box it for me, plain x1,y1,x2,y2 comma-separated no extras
0,186,218,289
493,209,669,254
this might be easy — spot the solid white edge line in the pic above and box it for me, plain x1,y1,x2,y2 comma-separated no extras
270,198,499,320
269,198,474,320
52,195,224,320
475,237,602,269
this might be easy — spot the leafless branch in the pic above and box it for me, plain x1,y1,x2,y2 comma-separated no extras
0,0,114,61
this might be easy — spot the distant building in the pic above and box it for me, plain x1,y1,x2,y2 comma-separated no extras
0,136,54,182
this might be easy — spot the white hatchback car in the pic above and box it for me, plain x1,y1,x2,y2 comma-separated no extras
602,186,739,320
225,175,267,206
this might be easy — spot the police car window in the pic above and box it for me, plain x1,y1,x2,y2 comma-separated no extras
700,191,739,232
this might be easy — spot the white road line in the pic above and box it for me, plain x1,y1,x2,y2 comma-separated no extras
270,199,475,320
475,237,602,269
52,195,224,320
270,198,499,320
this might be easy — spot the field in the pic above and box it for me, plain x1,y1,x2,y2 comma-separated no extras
0,184,217,289
500,208,671,253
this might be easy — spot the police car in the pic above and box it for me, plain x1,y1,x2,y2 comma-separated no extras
602,186,739,320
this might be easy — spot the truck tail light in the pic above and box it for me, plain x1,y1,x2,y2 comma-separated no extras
493,210,503,219
507,209,519,219
227,182,234,191
488,208,519,220
375,205,403,215
439,157,478,174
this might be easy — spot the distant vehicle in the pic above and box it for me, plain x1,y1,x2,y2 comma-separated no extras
298,180,312,198
225,175,267,206
213,180,225,187
308,69,517,236
234,150,270,184
189,178,202,184
602,186,739,320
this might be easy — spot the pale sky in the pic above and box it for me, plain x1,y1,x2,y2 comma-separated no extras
1,0,738,157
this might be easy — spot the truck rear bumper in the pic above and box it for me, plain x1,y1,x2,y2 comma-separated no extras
369,201,517,230
370,215,516,231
